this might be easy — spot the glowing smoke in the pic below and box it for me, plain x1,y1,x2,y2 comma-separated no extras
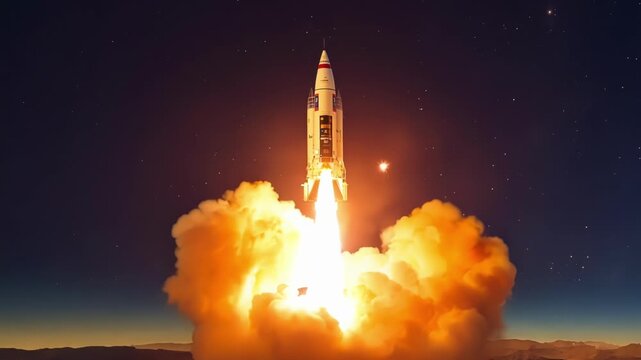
164,181,516,360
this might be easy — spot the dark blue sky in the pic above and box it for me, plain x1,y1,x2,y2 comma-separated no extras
4,1,641,348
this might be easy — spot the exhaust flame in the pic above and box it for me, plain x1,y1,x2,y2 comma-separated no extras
288,170,355,329
164,181,516,360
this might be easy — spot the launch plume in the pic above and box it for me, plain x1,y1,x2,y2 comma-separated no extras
164,181,516,360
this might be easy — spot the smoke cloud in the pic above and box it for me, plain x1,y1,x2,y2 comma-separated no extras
164,181,516,360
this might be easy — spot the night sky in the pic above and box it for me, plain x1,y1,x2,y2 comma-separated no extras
5,1,641,349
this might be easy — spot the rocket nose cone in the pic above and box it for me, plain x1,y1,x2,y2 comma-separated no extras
315,49,335,89
319,50,330,64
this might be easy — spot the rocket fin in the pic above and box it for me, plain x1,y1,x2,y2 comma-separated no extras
304,180,320,202
332,180,347,201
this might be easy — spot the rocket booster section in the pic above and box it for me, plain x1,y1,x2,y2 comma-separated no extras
303,50,348,202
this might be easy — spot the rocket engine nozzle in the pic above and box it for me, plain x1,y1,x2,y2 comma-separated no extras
303,178,347,202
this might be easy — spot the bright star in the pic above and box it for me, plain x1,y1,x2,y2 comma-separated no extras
378,161,390,173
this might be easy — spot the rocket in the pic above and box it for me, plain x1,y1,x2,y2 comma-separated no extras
303,50,348,202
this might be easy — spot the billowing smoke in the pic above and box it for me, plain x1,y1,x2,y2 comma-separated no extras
164,181,516,360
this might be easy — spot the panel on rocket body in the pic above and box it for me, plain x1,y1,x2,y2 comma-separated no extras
320,115,333,162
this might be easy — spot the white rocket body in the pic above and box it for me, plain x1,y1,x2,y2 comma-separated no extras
303,50,347,202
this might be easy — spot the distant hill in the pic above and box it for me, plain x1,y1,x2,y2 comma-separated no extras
584,342,620,350
0,346,192,360
1,340,639,360
487,340,641,360
593,344,641,360
134,343,192,352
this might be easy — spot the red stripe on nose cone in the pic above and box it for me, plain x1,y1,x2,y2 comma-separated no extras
318,64,331,69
